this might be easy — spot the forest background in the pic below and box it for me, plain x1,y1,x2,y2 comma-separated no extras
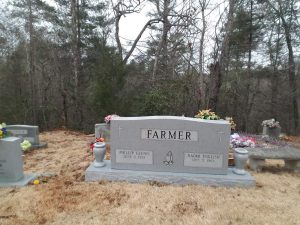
0,0,299,135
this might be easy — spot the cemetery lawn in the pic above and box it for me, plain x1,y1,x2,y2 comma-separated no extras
0,130,300,225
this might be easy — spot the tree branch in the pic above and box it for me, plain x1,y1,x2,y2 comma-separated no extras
123,18,161,64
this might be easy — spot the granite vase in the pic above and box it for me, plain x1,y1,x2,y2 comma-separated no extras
233,148,248,175
93,142,106,167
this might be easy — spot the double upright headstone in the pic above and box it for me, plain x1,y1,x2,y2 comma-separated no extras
86,116,255,187
110,116,230,175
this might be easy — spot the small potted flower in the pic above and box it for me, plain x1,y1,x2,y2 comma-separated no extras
261,118,281,138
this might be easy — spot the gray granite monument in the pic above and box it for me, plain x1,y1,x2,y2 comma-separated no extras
86,116,255,187
0,137,37,187
6,125,47,149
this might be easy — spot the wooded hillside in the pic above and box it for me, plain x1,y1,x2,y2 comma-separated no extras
0,0,299,134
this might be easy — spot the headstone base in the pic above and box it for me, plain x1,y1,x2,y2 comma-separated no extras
31,142,48,149
0,173,38,188
85,161,255,188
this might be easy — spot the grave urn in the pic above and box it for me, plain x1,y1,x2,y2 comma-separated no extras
262,126,281,138
93,142,106,167
233,148,248,175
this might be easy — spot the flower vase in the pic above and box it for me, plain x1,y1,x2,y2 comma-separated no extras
93,142,106,167
233,148,248,175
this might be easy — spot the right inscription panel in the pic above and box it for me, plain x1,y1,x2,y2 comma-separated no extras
184,153,223,168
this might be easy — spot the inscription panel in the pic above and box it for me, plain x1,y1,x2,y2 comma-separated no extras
184,153,223,168
141,129,198,141
116,149,153,165
10,130,28,135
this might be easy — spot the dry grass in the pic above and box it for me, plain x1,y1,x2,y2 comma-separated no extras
0,130,300,225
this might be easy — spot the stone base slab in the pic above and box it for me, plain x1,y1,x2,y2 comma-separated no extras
85,160,255,188
32,142,48,149
0,173,38,188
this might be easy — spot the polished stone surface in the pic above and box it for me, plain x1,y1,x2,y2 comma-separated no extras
0,137,24,182
110,116,231,175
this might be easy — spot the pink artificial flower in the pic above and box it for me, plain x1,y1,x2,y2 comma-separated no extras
104,114,119,124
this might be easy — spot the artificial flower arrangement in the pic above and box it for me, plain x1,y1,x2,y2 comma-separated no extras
194,109,220,120
90,137,105,153
195,110,237,130
0,122,32,151
0,123,10,139
230,133,256,148
104,114,119,124
225,117,236,130
261,118,280,128
20,140,32,151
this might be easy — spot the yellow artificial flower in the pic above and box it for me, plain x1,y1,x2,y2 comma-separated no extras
33,179,40,185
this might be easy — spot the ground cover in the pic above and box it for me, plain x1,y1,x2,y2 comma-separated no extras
0,130,299,225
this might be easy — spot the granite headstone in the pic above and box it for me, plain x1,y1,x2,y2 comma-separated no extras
86,116,255,187
110,116,230,175
6,125,47,148
0,137,37,187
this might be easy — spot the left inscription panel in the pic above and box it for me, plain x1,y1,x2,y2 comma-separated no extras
116,150,153,164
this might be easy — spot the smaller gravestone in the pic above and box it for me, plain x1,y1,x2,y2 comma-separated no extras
0,137,37,187
6,125,47,148
95,123,110,142
262,126,281,139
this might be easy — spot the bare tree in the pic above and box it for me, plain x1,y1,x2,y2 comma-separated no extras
111,0,160,64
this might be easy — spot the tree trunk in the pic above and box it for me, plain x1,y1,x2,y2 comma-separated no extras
283,22,298,133
269,22,281,119
266,0,299,134
241,0,253,132
71,0,83,127
208,0,235,111
199,3,207,108
28,0,37,124
152,0,171,79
